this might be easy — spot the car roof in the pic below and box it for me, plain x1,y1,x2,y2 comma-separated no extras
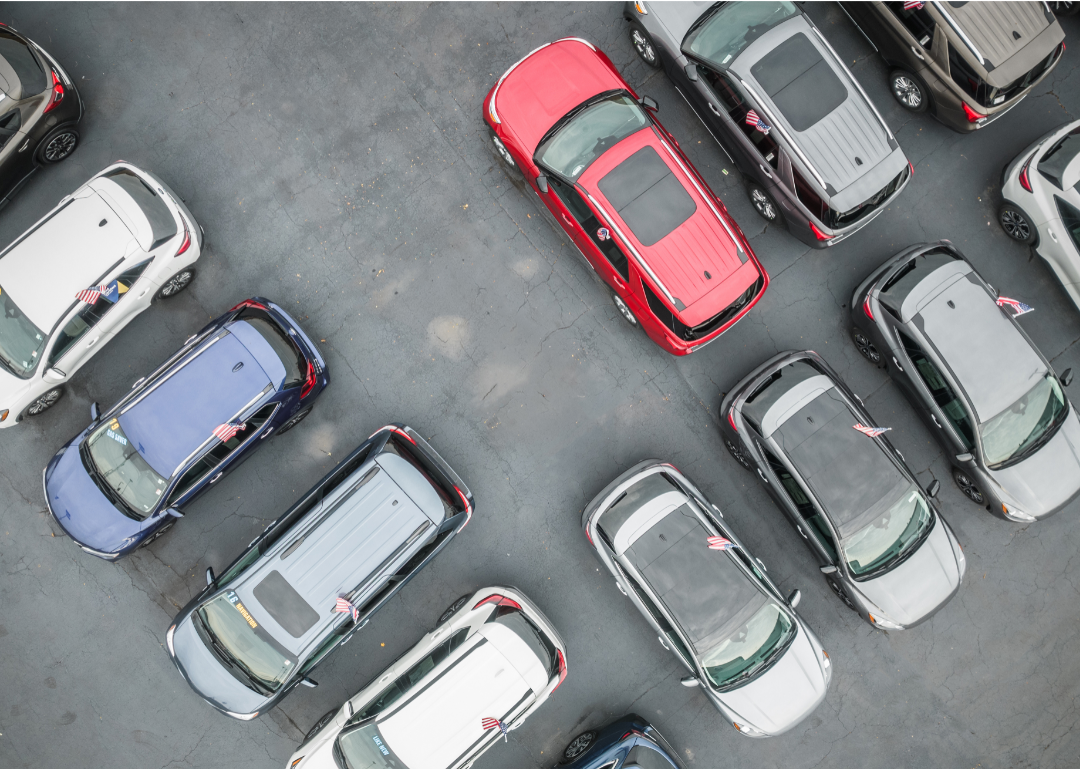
731,15,906,209
118,326,276,477
379,625,545,767
914,270,1046,422
742,358,822,434
0,194,138,329
940,1,1060,86
237,454,437,653
577,128,759,326
494,38,625,155
772,387,910,538
624,502,766,655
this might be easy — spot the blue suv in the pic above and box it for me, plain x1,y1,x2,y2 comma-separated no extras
557,714,682,768
43,298,329,560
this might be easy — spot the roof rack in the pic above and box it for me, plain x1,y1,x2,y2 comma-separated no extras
931,1,984,65
738,78,827,190
488,38,597,125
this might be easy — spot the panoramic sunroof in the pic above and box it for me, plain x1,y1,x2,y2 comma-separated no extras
750,33,847,131
597,145,696,246
252,570,321,638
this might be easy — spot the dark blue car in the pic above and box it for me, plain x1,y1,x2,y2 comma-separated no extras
557,714,682,769
43,298,329,560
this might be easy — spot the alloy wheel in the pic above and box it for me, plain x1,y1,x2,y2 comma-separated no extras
26,388,62,416
564,731,596,760
159,270,193,298
44,131,77,162
892,75,922,109
492,135,515,168
139,521,173,548
277,406,312,435
953,469,985,505
437,594,471,626
631,30,657,66
751,188,777,220
999,208,1031,242
852,330,882,365
828,577,856,610
726,439,752,470
613,294,638,326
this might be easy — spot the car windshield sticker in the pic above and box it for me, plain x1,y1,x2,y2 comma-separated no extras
106,428,128,446
996,296,1034,317
481,717,510,741
372,734,391,756
334,596,360,622
226,590,259,629
212,422,247,443
904,0,924,9
853,423,891,438
707,535,736,551
745,109,772,135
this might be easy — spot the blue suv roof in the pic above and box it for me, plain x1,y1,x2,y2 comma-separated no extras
118,325,280,477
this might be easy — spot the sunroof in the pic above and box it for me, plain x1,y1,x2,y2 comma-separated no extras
750,33,847,132
597,146,696,246
252,570,321,638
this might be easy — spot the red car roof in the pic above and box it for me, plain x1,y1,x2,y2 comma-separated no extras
578,128,761,328
491,38,626,155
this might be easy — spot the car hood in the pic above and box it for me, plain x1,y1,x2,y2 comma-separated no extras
988,410,1080,518
293,736,337,769
718,627,827,735
170,613,268,716
853,517,960,627
648,1,714,44
45,436,143,551
0,367,31,411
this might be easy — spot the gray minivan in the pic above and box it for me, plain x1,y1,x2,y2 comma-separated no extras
165,424,473,721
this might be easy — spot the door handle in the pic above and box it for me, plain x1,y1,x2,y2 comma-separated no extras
561,213,575,228
708,102,722,117
209,471,223,484
930,413,942,428
86,336,100,348
892,356,904,372
759,163,773,179
616,581,627,596
612,275,626,289
910,45,925,61
138,288,149,298
797,525,808,539
757,468,769,484
18,139,29,152
657,635,669,651
1049,228,1058,243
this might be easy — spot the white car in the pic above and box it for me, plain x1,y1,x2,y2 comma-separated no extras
0,162,202,426
288,586,567,769
1000,119,1080,312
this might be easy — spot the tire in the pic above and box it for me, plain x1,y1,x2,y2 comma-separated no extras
998,202,1037,246
826,576,857,611
277,405,312,435
746,184,780,223
37,125,80,164
562,730,598,763
629,22,661,69
24,386,64,417
305,709,337,743
1050,1,1080,15
725,438,752,471
953,468,986,506
889,69,928,113
488,128,521,178
852,327,882,366
437,594,471,626
156,267,196,299
612,292,639,327
138,521,173,549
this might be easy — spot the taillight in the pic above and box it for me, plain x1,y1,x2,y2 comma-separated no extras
43,70,64,114
585,527,594,545
300,359,317,399
175,222,191,256
473,594,522,611
551,649,567,692
908,161,914,178
229,299,267,312
862,295,875,322
727,407,738,433
809,222,833,241
392,427,416,445
962,102,985,123
1019,153,1035,193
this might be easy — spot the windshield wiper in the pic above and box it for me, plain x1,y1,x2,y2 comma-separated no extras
79,444,144,521
991,406,1068,470
197,614,274,696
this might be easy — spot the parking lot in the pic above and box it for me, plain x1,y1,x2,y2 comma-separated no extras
1,2,1079,767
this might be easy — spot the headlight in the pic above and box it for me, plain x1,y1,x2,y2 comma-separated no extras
1002,503,1036,522
290,758,304,769
0,409,9,422
634,0,648,13
821,650,830,669
165,624,176,656
868,613,903,630
733,721,765,737
225,710,259,721
80,545,119,559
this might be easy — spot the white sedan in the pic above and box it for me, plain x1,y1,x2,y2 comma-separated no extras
0,162,202,426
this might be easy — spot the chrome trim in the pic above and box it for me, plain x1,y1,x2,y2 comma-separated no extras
739,79,827,190
811,26,893,141
169,385,272,478
489,37,597,124
931,1,984,65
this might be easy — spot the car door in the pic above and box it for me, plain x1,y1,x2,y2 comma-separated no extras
91,260,158,345
894,328,976,455
847,2,935,78
43,294,120,380
619,566,695,671
1041,196,1080,299
757,443,840,567
0,105,29,200
202,402,280,485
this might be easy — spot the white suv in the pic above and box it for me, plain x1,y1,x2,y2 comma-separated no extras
288,586,567,769
0,161,202,426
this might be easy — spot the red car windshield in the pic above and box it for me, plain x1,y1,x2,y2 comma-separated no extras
536,93,648,180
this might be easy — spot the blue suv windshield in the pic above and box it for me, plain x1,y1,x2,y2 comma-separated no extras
86,417,168,517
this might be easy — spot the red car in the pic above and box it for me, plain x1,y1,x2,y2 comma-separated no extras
484,37,768,356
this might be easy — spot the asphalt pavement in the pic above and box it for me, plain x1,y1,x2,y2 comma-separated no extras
1,2,1079,768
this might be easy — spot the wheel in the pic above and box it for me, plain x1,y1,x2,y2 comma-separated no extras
1051,1,1080,15
725,438,752,471
156,267,196,299
37,125,79,164
488,128,520,176
25,386,64,417
953,468,986,505
826,576,857,611
746,184,780,223
138,521,173,549
562,730,597,763
612,292,639,327
437,594,471,626
889,69,928,113
305,709,337,742
277,405,312,435
998,203,1036,245
629,22,661,69
852,328,882,366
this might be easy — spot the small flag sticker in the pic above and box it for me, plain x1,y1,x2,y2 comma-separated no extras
854,423,891,438
996,296,1034,316
745,109,771,135
335,596,360,623
708,535,736,551
597,227,610,241
482,717,509,741
212,422,246,443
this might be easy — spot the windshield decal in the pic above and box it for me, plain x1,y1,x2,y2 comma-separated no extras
105,428,128,446
226,591,259,630
372,734,392,756
996,296,1034,317
853,423,891,437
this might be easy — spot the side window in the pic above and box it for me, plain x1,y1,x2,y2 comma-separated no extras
759,444,838,561
621,569,693,665
548,176,631,280
884,1,935,46
47,294,117,367
1056,196,1080,252
166,457,214,506
323,444,374,496
353,629,468,721
897,330,975,447
641,279,691,339
116,261,152,295
946,42,986,104
205,403,278,465
0,109,21,149
792,166,829,223
301,625,350,674
699,66,779,168
217,544,261,586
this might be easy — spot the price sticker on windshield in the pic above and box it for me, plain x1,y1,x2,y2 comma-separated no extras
226,590,259,629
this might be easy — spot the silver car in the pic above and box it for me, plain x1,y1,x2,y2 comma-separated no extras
999,118,1080,313
582,461,831,738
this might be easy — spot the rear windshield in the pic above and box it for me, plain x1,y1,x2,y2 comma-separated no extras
235,309,306,389
683,1,799,67
1039,128,1080,189
948,41,1062,108
105,169,178,250
536,92,648,180
493,606,555,675
0,30,46,96
0,285,46,378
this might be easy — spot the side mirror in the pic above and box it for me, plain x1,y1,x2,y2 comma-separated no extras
43,367,66,384
205,567,215,586
89,402,100,422
679,676,700,688
926,479,941,498
300,677,318,688
169,508,184,519
820,564,837,575
684,63,699,82
640,95,659,112
535,175,549,194
1061,368,1073,387
787,589,802,608
956,453,974,463
345,700,354,717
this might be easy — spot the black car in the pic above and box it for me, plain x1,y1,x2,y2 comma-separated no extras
557,713,682,768
165,424,474,721
851,241,1080,522
721,350,965,631
0,23,82,207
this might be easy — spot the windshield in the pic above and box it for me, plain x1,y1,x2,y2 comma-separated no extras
684,1,799,68
842,486,934,578
334,722,405,769
0,30,47,96
105,168,178,250
535,92,648,180
700,601,794,689
85,418,168,518
197,592,294,695
981,374,1068,468
0,286,47,378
